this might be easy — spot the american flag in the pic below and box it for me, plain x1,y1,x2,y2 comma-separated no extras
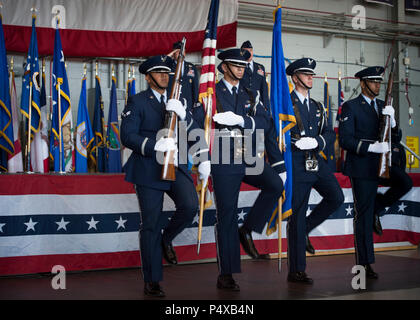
198,0,219,150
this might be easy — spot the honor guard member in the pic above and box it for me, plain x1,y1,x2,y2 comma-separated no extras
216,57,286,260
194,48,286,291
339,66,396,279
374,128,413,235
168,41,199,109
121,55,210,297
286,58,344,284
240,40,270,109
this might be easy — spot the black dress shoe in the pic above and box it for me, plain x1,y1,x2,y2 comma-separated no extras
306,235,315,254
364,264,378,279
287,272,314,284
217,274,240,291
373,214,383,236
238,226,259,259
144,282,165,297
161,239,177,265
256,253,271,260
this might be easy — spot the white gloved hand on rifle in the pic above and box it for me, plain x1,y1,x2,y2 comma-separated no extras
154,137,177,153
166,98,186,121
295,137,318,150
368,141,390,154
213,111,245,127
198,160,211,188
382,105,396,128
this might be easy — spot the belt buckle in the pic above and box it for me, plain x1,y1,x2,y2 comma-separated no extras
305,159,319,172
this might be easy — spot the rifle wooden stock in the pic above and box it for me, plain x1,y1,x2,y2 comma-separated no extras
161,37,186,181
378,58,395,179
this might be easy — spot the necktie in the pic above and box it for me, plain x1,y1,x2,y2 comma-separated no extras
371,100,378,115
160,95,166,116
303,98,309,112
232,86,238,107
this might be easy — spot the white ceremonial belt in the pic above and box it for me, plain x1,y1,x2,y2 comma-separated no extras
216,129,245,138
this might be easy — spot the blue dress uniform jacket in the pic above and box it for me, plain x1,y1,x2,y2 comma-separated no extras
338,94,385,266
210,80,269,175
289,91,336,182
241,61,270,109
121,88,200,191
193,80,285,275
338,94,384,179
121,87,206,283
287,90,344,273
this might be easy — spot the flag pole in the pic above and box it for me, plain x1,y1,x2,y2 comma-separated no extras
42,58,48,127
26,81,33,173
197,95,212,255
95,61,99,172
57,78,64,174
278,118,283,272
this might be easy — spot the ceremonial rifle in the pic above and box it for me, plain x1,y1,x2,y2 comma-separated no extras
378,58,396,179
161,37,186,181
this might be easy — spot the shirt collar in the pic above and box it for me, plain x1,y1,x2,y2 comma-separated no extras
222,78,239,94
151,88,167,103
294,89,309,106
362,94,376,106
247,60,254,72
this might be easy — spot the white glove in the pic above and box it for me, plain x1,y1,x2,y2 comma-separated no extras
166,99,186,121
279,172,287,186
213,111,244,127
154,137,177,153
382,105,396,128
198,160,211,187
368,141,390,153
295,137,318,150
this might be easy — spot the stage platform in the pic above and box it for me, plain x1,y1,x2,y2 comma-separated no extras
1,248,419,300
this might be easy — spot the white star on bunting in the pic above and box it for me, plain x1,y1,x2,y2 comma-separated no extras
115,216,127,230
398,202,407,213
238,209,247,221
56,217,70,231
86,216,99,230
24,218,38,232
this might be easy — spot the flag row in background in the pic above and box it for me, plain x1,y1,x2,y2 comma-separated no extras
0,14,131,174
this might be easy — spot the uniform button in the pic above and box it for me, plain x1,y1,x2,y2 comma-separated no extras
309,126,312,130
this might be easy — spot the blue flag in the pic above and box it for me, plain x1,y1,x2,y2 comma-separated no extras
105,76,121,173
91,75,106,172
0,15,14,158
75,77,94,173
267,6,296,234
126,77,136,102
130,79,136,97
20,15,41,141
50,23,72,172
323,77,336,171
